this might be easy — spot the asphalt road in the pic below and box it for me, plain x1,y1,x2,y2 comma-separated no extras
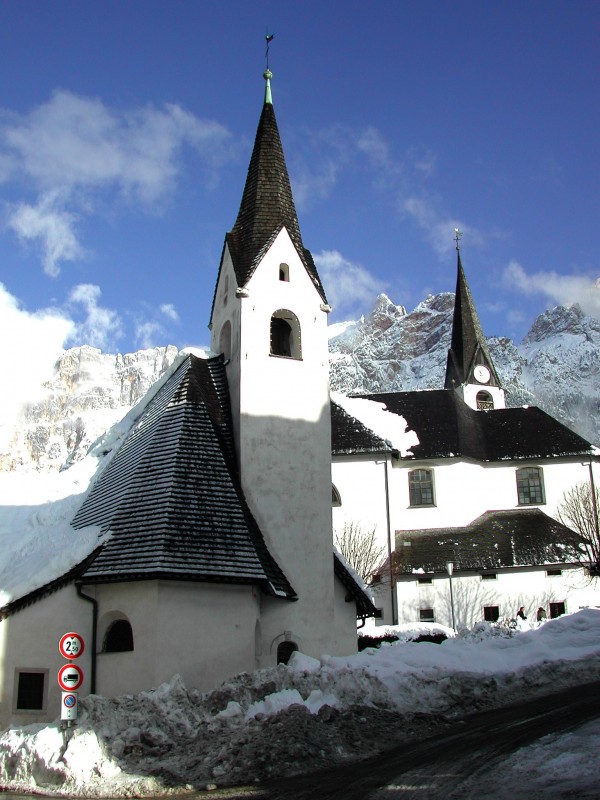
209,679,600,800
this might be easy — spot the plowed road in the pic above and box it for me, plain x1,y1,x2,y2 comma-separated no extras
215,680,600,800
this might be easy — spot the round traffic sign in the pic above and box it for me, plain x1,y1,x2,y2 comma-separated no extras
58,663,83,691
59,632,84,660
63,693,77,709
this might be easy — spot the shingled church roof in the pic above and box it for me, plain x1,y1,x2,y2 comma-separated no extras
211,71,326,324
333,389,592,461
394,508,583,573
72,353,296,598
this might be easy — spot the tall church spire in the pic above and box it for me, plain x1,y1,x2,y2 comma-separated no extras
445,232,505,410
224,68,327,303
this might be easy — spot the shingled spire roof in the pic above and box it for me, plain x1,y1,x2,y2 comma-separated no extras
222,69,327,303
444,248,501,389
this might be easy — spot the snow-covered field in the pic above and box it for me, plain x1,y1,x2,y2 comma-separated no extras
1,610,600,797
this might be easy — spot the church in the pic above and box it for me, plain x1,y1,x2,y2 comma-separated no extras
2,64,598,732
331,239,599,627
0,68,375,730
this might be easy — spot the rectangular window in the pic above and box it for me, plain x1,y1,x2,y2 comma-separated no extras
15,670,46,711
409,469,435,507
483,606,500,622
546,568,562,577
419,608,435,622
481,572,497,581
417,576,433,585
516,467,545,505
549,602,566,619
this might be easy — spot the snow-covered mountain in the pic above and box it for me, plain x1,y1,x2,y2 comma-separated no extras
329,294,600,446
1,296,598,473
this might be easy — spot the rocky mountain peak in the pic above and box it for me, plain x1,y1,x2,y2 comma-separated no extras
1,297,598,474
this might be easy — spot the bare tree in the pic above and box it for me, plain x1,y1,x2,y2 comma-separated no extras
556,480,600,576
334,522,386,584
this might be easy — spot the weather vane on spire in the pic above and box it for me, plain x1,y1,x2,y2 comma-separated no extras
265,31,274,70
454,227,462,251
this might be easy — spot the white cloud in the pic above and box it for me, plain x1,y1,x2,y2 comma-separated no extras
0,89,234,274
160,303,179,322
402,196,486,257
314,250,385,317
135,321,165,350
7,190,84,277
504,261,600,318
0,283,74,448
67,284,123,350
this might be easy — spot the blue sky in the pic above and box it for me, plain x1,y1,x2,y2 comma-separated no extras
0,0,599,374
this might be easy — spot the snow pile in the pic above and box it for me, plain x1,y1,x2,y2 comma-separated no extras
2,610,600,796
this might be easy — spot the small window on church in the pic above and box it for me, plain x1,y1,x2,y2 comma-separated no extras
476,391,494,410
277,640,298,665
15,670,47,711
332,485,341,507
270,310,301,359
279,263,290,282
516,467,545,505
103,619,134,653
408,469,435,507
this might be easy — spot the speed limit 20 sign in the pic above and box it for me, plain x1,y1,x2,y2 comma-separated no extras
59,632,84,660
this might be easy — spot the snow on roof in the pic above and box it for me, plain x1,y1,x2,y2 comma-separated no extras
0,351,209,607
331,392,419,457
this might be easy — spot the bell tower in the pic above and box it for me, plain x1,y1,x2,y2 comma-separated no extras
210,67,339,663
444,230,506,410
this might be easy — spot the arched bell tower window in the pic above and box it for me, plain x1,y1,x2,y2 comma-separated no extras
279,262,290,282
476,390,494,410
270,309,301,359
219,320,232,360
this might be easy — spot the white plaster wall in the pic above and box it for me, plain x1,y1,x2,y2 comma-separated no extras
332,456,391,554
95,581,260,697
388,458,591,531
233,229,336,661
332,576,361,655
0,584,93,729
396,566,600,629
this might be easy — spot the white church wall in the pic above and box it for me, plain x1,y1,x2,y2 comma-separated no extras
95,581,259,698
396,566,600,629
0,585,92,729
332,456,391,554
387,458,591,531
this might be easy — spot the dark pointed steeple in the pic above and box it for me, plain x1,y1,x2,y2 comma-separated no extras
445,240,501,392
225,69,327,302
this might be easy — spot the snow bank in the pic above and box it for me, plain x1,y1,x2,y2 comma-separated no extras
1,610,600,796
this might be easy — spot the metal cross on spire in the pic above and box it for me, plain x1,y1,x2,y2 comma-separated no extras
265,32,274,70
454,227,463,251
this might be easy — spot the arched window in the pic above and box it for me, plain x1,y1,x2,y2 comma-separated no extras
222,274,229,307
219,320,232,360
103,619,134,653
332,485,342,507
277,640,298,665
516,467,545,505
476,390,494,410
408,469,435,507
279,263,290,282
270,310,301,359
